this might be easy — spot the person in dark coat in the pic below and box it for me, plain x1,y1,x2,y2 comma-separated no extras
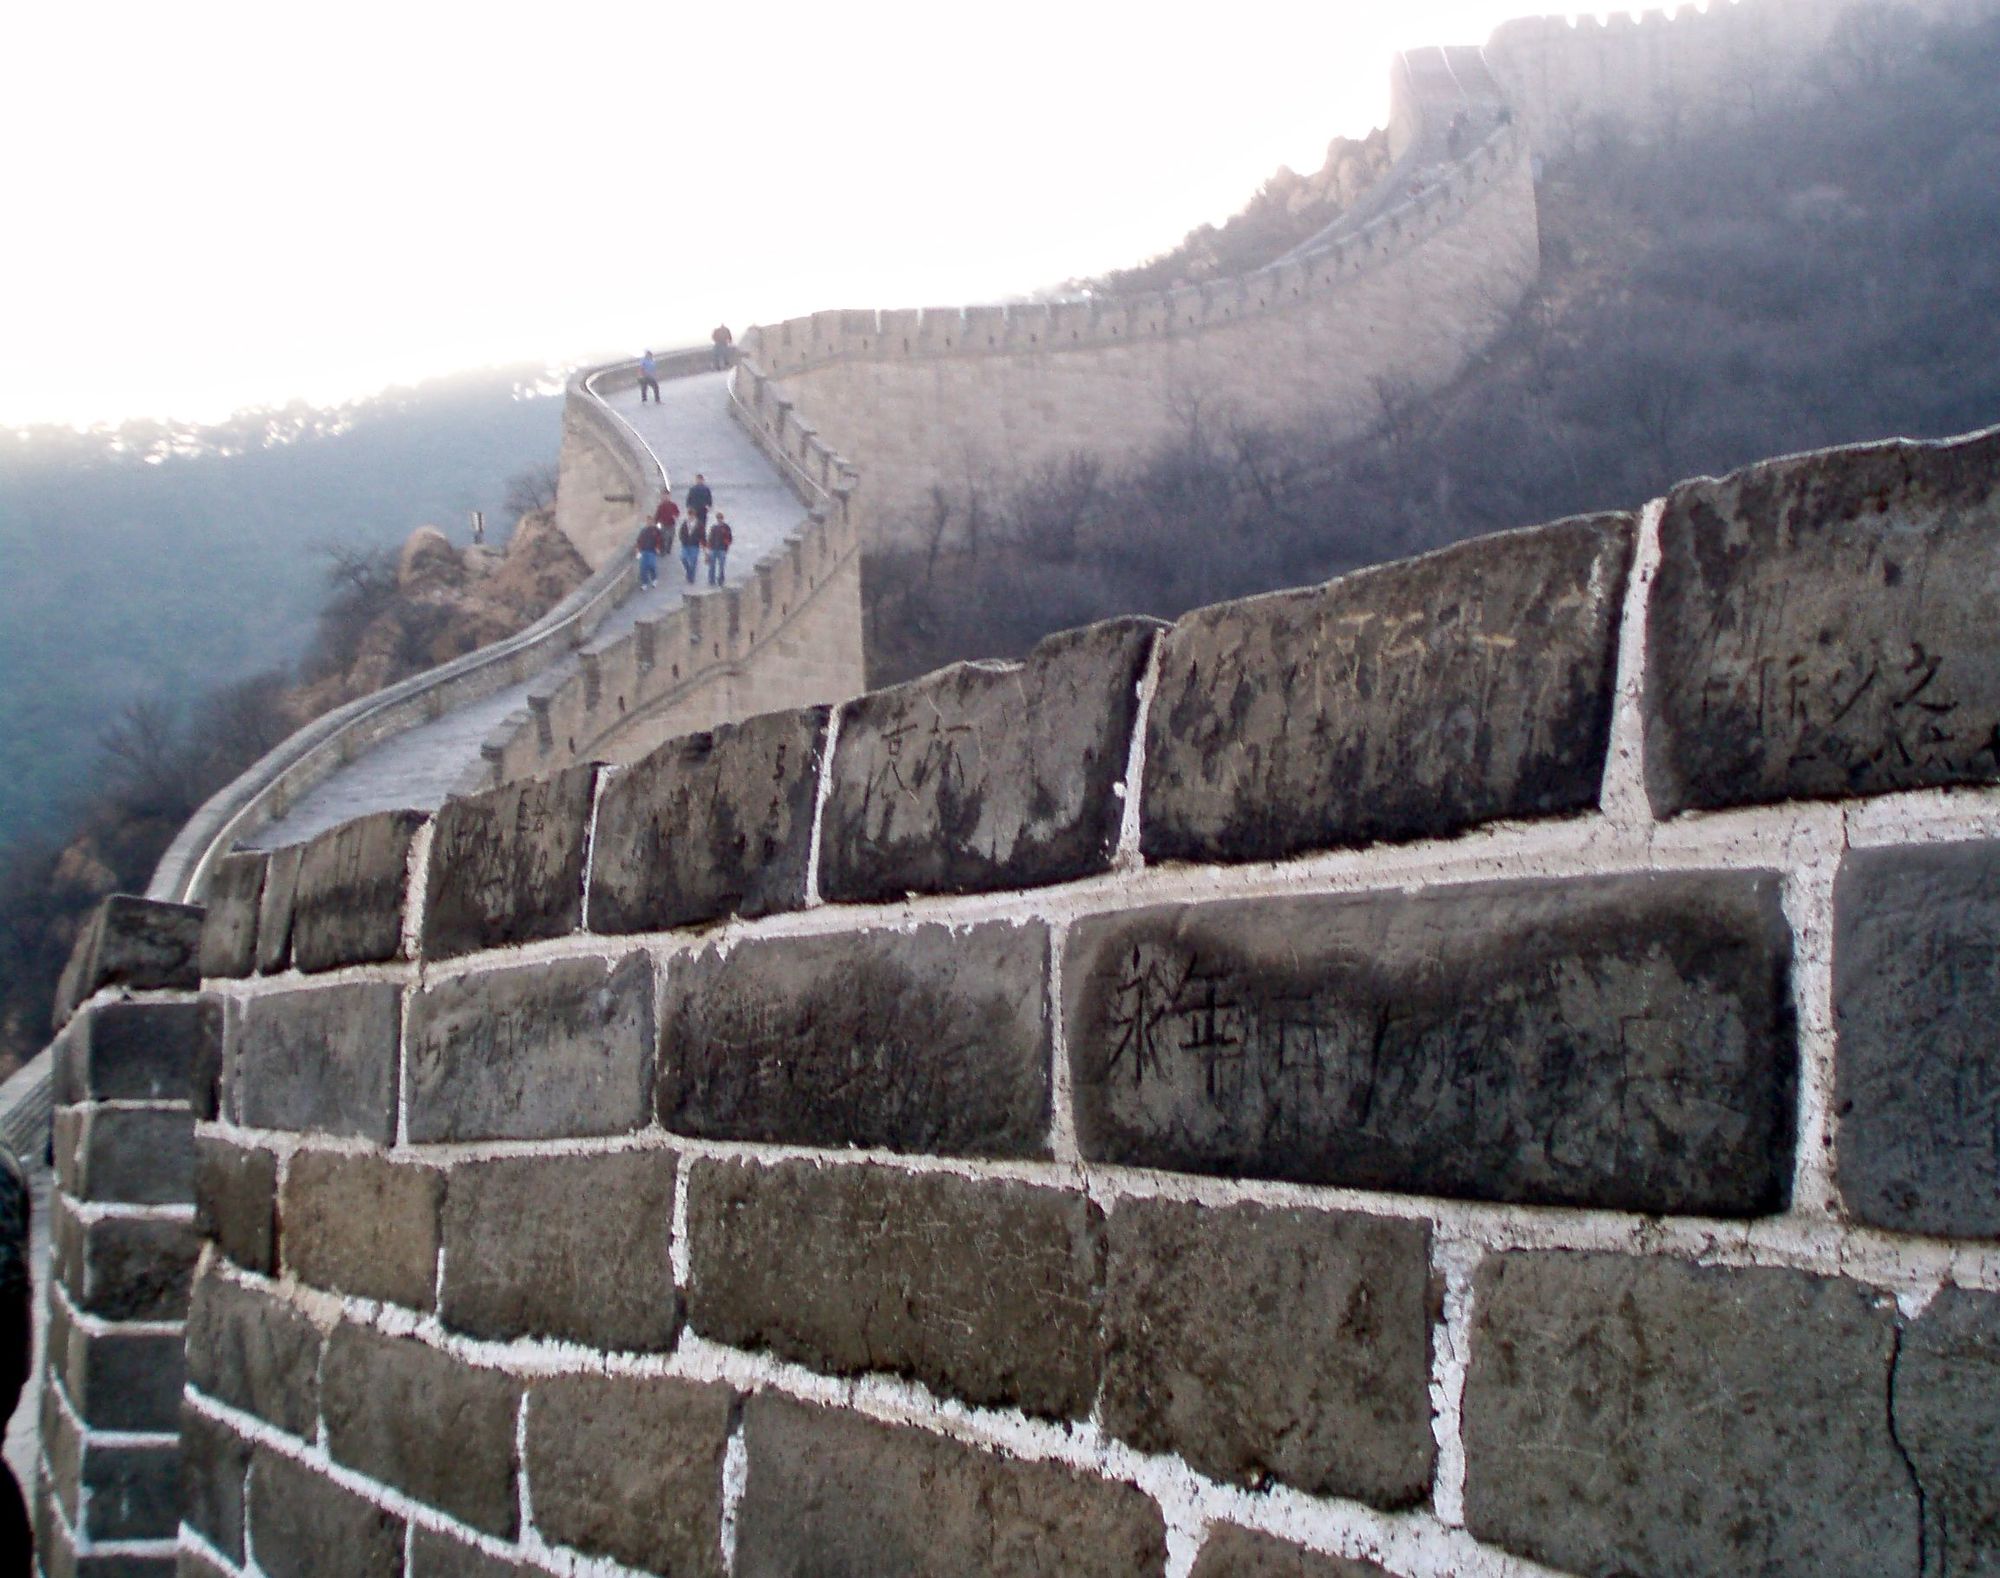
679,514,705,583
706,512,733,585
711,324,733,371
636,516,666,589
639,349,660,402
686,473,713,532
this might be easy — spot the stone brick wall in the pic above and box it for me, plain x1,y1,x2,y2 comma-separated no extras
160,424,2000,1577
36,898,214,1576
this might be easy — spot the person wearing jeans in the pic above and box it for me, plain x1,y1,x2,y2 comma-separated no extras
679,516,704,583
706,512,733,585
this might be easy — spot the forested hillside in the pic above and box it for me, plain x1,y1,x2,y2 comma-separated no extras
0,367,566,849
866,6,2000,681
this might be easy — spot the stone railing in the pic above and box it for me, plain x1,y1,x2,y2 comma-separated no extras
145,354,691,907
148,423,2000,1578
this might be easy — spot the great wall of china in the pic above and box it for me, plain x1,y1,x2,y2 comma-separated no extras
14,1,2000,1574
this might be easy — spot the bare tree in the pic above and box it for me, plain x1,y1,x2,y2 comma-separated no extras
505,463,561,519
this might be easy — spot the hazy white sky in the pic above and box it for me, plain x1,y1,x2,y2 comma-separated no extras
3,0,1552,429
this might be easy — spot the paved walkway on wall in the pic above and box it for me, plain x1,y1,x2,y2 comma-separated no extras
244,372,801,851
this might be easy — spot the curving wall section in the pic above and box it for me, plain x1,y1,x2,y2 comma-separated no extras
740,67,1538,545
102,419,2000,1578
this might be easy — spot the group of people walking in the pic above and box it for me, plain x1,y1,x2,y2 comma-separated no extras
636,473,733,590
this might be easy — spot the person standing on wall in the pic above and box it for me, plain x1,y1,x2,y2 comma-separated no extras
650,487,680,565
706,512,733,586
635,514,665,590
711,324,733,371
686,473,713,533
639,349,661,403
679,511,705,584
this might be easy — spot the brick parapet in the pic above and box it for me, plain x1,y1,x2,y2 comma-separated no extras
172,424,2000,1576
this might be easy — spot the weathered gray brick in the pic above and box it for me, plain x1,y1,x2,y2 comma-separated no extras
280,1149,442,1310
193,1136,278,1275
51,1195,199,1321
822,619,1158,901
197,852,266,980
229,981,401,1143
53,894,204,1028
1190,1527,1396,1578
440,1150,678,1351
736,1395,1166,1577
51,1300,182,1431
661,921,1050,1157
1142,515,1630,865
248,1449,404,1578
1067,872,1796,1214
1894,1286,2000,1573
321,1321,522,1537
289,808,426,972
255,843,303,975
80,1438,179,1541
180,1403,250,1564
1463,1251,1915,1576
525,1374,733,1574
405,952,653,1143
688,1160,1098,1418
1834,841,2000,1238
588,704,827,932
421,764,594,959
56,1107,193,1206
1646,427,2000,814
1101,1199,1431,1506
185,1265,321,1438
53,998,219,1108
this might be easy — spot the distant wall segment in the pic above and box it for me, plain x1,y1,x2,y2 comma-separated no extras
744,102,1538,546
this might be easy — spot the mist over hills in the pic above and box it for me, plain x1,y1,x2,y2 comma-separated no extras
0,368,566,850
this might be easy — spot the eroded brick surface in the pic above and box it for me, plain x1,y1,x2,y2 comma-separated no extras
405,952,653,1143
53,894,204,1028
688,1160,1099,1417
248,1450,404,1578
589,704,827,931
662,921,1050,1157
194,1136,278,1276
1067,874,1796,1213
289,809,425,972
1190,1527,1396,1578
525,1374,733,1575
422,764,594,959
281,1149,442,1310
1834,841,2000,1238
1894,1286,2000,1574
821,619,1158,900
321,1322,522,1537
736,1396,1166,1578
1101,1199,1432,1506
198,852,266,980
1646,427,2000,814
1142,515,1630,864
185,1267,321,1439
230,982,401,1143
440,1150,679,1351
1463,1252,1915,1577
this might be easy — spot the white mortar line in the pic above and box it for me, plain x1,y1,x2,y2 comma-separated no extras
75,1098,192,1114
1782,820,1850,1221
395,975,415,1151
1426,1230,1484,1528
1598,495,1665,829
178,1524,246,1575
577,763,616,933
1045,920,1081,1166
718,1409,748,1573
59,1197,197,1225
1114,629,1166,868
208,778,2000,1004
801,702,843,909
399,816,437,967
669,1153,692,1290
49,1278,184,1340
199,1109,2000,1296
